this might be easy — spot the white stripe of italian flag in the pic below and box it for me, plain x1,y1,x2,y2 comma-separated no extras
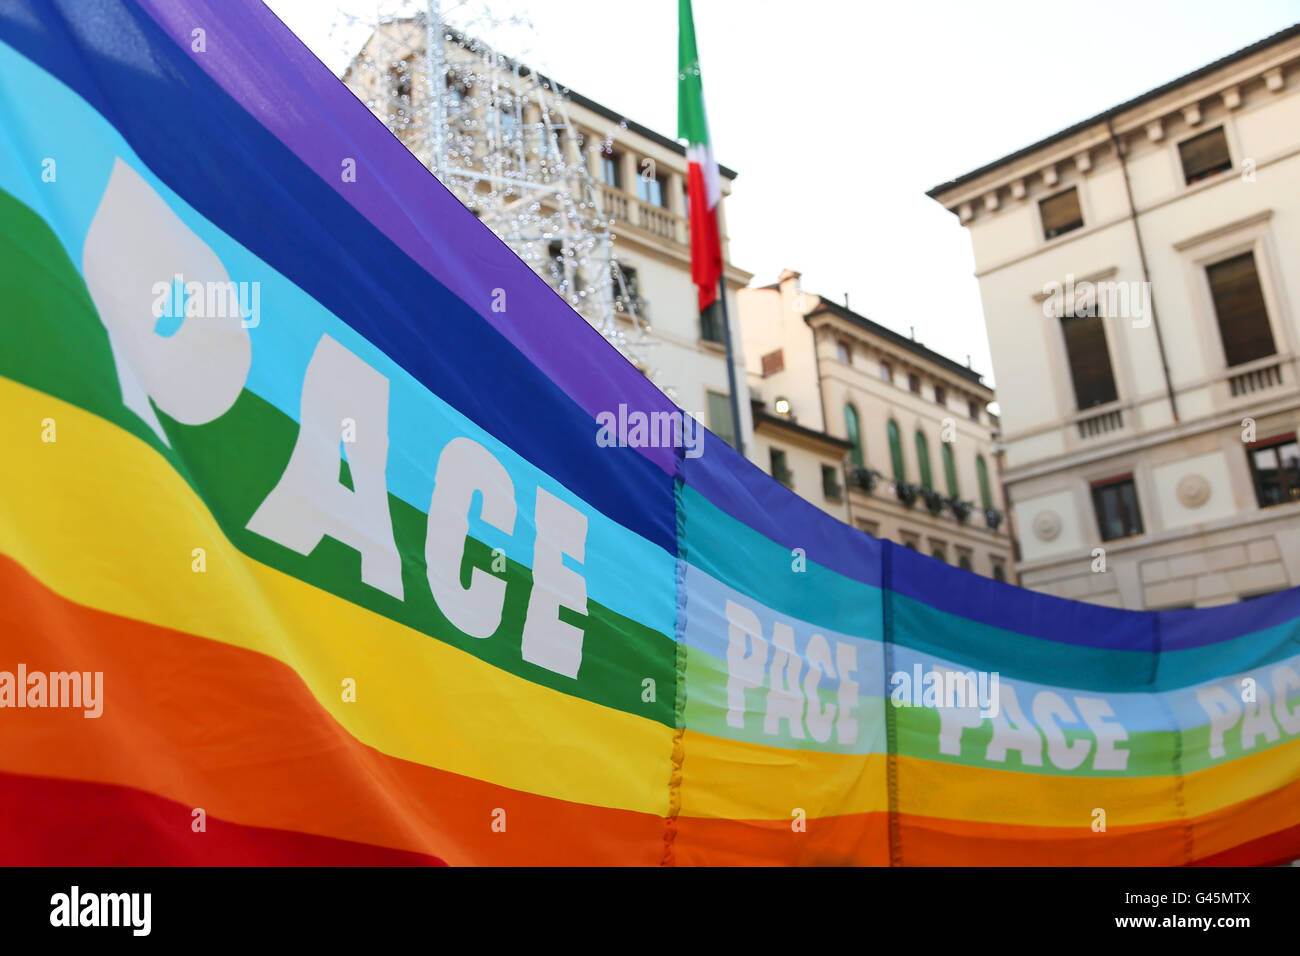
678,0,722,312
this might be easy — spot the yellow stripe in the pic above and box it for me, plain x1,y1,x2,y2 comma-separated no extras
5,377,1298,827
0,377,671,815
680,729,1300,825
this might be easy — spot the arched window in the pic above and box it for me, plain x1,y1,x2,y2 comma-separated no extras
887,420,905,483
942,442,959,497
976,455,993,511
844,404,864,467
915,430,933,490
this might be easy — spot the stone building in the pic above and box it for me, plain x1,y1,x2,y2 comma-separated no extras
928,26,1300,606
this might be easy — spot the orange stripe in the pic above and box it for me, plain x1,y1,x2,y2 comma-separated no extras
3,552,1293,866
0,554,661,865
672,782,1300,865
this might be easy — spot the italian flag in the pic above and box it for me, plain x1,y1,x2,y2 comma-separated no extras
678,0,722,312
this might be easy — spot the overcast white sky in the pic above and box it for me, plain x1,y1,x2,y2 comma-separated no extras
265,0,1300,386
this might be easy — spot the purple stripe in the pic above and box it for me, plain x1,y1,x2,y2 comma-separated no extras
133,0,678,474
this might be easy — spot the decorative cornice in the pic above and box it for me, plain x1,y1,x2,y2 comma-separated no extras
926,31,1300,216
1171,209,1273,251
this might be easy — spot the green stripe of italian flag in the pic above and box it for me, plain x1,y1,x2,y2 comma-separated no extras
678,0,722,312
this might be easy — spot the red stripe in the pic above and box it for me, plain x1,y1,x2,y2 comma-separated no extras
0,554,663,865
0,770,445,866
686,160,721,312
1189,821,1300,867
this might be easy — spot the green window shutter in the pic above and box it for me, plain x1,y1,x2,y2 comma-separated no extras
915,431,933,490
706,390,735,448
976,455,993,511
942,442,959,497
887,420,905,483
844,404,863,467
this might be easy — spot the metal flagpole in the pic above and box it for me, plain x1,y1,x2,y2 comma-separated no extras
716,273,744,457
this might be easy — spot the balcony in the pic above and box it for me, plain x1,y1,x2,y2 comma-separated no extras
597,184,686,245
848,467,878,492
1076,406,1123,439
1228,361,1283,397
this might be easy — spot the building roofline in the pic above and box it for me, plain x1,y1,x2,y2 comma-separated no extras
926,22,1300,199
750,400,854,451
346,16,739,180
804,298,987,387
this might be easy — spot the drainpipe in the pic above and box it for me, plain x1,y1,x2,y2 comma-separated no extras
992,437,1021,586
1106,117,1179,423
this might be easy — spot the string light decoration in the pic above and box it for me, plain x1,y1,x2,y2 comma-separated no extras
330,0,667,394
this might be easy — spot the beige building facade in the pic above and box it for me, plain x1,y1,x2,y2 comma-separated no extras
740,270,1014,580
345,18,755,452
928,25,1300,607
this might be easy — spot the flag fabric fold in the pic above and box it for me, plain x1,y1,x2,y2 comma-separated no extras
0,0,1297,867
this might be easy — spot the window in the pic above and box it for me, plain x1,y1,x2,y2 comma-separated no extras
992,563,1006,583
821,464,842,499
599,145,621,188
612,263,640,314
770,448,793,486
636,170,668,207
707,391,735,448
1040,187,1084,240
547,241,568,291
915,431,933,490
957,551,973,572
887,420,906,483
1092,474,1144,541
836,340,852,364
498,106,518,138
976,455,993,511
968,399,980,422
1247,435,1300,508
1061,309,1118,409
844,404,864,467
908,373,921,394
934,385,947,407
901,533,920,551
942,442,959,497
880,361,893,384
1179,126,1232,185
1207,251,1276,367
700,300,724,344
446,78,467,119
930,544,947,563
857,519,880,537
391,60,412,100
761,349,784,376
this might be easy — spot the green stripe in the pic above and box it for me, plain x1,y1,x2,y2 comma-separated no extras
0,185,677,726
677,0,710,145
683,643,1300,774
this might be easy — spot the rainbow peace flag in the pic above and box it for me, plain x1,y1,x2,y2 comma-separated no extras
1,0,1297,866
